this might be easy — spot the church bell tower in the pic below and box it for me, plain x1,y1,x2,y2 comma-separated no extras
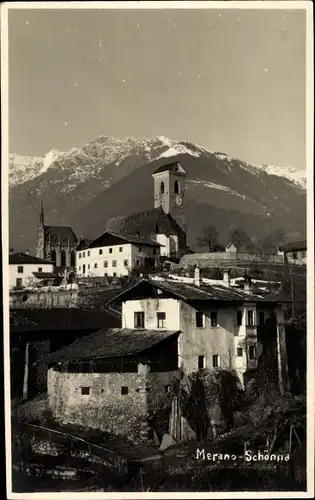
36,200,45,259
152,161,186,233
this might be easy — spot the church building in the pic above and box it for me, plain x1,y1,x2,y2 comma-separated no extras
36,201,78,271
106,161,188,260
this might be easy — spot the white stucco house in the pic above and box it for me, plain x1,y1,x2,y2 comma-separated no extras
76,231,162,278
9,252,55,289
106,268,290,388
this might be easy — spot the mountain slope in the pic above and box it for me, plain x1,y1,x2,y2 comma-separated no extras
9,136,306,252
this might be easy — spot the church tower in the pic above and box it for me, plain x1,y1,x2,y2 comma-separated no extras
36,200,45,259
152,161,187,232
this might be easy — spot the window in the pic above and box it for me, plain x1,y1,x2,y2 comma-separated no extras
81,387,90,395
121,386,128,395
104,261,108,268
292,252,297,260
174,180,179,194
195,311,204,328
237,311,243,326
157,312,166,328
83,252,85,258
237,347,243,357
16,278,22,287
247,310,254,326
94,263,98,268
249,345,256,360
134,311,145,328
109,248,113,254
79,266,81,271
17,266,23,274
88,264,90,269
160,182,165,194
99,249,103,255
212,354,220,368
136,260,140,266
198,356,205,369
258,312,265,326
165,385,171,393
112,260,117,267
210,312,218,327
104,272,108,276
119,247,123,252
113,272,117,277
87,251,90,256
139,248,142,253
123,259,129,267
38,267,42,272
79,253,82,259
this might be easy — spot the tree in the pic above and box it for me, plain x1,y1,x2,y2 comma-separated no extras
197,225,219,252
228,227,250,251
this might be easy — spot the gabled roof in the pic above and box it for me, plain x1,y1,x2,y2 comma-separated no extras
152,161,186,176
107,278,290,306
10,308,120,333
106,207,185,238
39,328,180,363
76,238,93,251
89,231,162,249
9,252,54,265
44,225,78,244
279,240,307,252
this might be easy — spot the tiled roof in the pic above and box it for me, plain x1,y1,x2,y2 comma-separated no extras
32,272,57,279
9,253,54,265
41,328,180,363
152,161,186,175
279,240,307,252
10,308,120,333
107,278,290,305
106,207,185,238
44,225,78,244
90,231,162,249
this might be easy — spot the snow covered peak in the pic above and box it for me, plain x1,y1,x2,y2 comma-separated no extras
40,149,65,174
255,164,306,189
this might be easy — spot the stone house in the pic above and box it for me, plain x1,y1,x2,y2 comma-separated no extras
9,252,55,289
44,268,290,443
76,231,162,278
45,328,180,443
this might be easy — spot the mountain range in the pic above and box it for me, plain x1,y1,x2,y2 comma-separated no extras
9,135,306,253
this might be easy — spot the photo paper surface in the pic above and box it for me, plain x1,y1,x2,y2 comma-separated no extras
1,1,314,498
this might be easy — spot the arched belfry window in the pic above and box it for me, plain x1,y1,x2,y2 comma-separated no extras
160,182,165,194
174,180,180,194
61,250,66,267
51,249,57,265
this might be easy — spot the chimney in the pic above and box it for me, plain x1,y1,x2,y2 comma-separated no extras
244,275,252,293
223,269,230,286
194,266,201,287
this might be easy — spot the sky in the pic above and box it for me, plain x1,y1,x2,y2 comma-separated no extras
8,7,306,169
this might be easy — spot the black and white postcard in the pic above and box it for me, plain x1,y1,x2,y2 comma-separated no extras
1,1,314,497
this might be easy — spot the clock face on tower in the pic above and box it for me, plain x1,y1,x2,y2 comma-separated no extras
175,195,183,206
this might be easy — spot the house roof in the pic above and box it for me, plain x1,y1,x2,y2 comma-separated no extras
89,231,162,249
152,161,187,175
32,272,57,279
10,308,120,333
76,239,93,251
44,225,78,245
279,240,307,252
107,278,290,306
106,207,186,238
9,252,54,265
40,328,180,363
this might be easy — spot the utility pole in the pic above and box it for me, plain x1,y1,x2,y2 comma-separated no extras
290,267,295,318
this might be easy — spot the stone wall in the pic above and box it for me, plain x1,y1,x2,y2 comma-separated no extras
48,367,179,443
179,252,284,269
10,289,78,309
